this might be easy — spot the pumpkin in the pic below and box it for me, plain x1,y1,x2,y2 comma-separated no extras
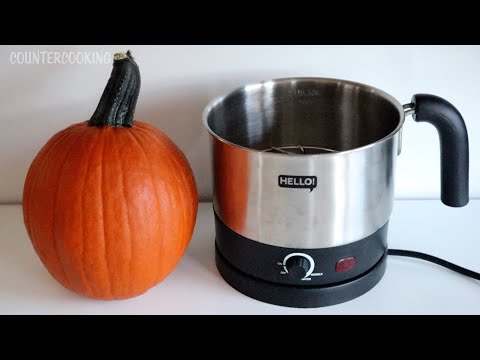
22,51,198,300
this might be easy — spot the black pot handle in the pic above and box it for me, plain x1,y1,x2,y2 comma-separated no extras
409,94,469,207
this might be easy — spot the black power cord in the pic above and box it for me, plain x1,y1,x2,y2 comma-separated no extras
388,249,480,281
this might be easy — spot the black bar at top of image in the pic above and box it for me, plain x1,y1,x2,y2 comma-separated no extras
1,9,479,45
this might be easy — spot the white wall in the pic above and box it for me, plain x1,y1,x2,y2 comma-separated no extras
0,45,478,203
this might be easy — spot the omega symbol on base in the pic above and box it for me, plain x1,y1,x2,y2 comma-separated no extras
278,252,323,281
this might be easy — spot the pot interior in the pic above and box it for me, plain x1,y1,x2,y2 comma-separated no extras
205,78,403,153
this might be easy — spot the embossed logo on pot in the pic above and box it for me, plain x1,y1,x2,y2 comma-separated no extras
278,175,317,192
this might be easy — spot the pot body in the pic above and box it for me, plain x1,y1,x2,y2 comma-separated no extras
204,78,405,249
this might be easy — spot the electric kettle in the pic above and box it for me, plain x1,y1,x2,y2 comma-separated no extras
203,78,469,308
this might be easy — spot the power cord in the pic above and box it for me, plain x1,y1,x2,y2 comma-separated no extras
388,249,480,281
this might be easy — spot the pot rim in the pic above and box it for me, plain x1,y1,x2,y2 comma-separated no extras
202,77,405,156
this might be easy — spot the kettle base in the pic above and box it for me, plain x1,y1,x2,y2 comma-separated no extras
216,244,387,308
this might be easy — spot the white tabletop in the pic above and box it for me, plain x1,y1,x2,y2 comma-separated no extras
0,200,479,314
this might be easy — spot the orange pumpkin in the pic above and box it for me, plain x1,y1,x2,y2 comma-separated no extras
22,51,198,300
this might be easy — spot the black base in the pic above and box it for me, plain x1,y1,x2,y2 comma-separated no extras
214,211,389,308
216,244,388,308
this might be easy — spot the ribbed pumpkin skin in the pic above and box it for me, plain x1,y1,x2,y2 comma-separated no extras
23,121,198,300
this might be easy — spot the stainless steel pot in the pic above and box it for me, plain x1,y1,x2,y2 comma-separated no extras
203,78,469,250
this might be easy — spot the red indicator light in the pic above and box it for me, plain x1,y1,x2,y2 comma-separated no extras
336,257,356,272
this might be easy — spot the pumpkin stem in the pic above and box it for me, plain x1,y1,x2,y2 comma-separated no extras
88,50,140,127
